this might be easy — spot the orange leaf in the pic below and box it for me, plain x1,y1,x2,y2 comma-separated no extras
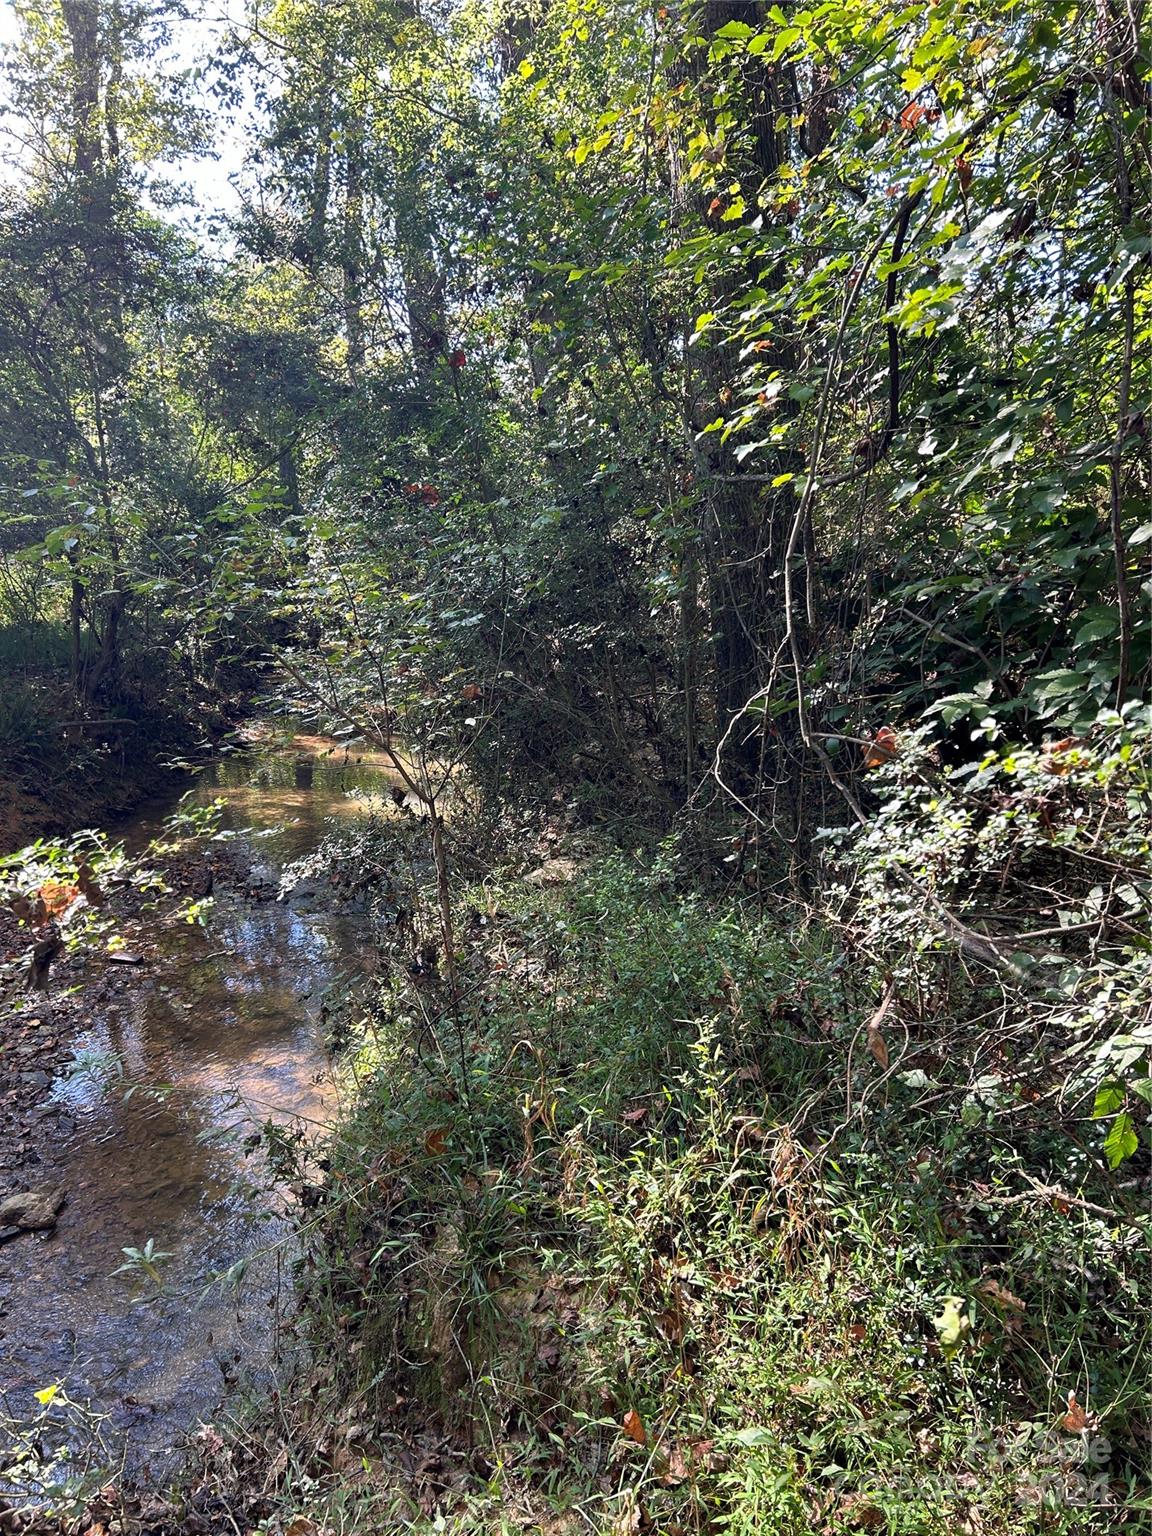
461,683,483,702
1042,736,1082,775
955,156,974,191
862,726,899,769
38,881,79,918
1061,1391,1090,1433
622,1409,647,1445
900,102,926,130
424,1126,448,1156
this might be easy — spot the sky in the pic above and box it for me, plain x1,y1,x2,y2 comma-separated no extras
0,0,251,233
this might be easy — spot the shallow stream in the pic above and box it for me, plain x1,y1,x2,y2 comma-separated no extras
0,728,402,1480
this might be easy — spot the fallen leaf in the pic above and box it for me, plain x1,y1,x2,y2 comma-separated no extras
978,1278,1025,1313
423,1126,448,1156
622,1408,647,1445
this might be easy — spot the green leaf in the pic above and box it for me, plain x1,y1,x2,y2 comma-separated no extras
1092,1080,1126,1118
1074,617,1118,646
1104,1112,1138,1168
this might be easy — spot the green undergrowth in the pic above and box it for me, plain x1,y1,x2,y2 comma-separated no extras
240,822,1149,1536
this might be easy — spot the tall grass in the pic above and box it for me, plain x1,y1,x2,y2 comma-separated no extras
246,828,1148,1535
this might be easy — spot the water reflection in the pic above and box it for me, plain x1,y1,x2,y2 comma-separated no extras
0,729,392,1476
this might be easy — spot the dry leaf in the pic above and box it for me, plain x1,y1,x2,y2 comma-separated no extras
1061,1390,1096,1433
659,1445,689,1486
38,880,78,918
866,1025,889,1069
621,1408,647,1445
863,725,899,769
864,979,895,1069
1041,736,1082,775
423,1126,448,1156
978,1278,1025,1313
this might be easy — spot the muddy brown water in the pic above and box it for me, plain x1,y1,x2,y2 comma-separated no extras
0,728,406,1483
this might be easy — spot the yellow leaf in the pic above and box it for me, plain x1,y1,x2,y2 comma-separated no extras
35,1382,61,1406
933,1295,970,1358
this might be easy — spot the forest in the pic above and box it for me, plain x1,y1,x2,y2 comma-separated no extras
0,0,1149,1532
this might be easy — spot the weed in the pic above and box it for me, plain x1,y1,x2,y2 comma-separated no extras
249,826,1148,1533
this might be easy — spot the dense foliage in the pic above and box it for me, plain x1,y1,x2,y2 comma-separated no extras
0,0,1148,1530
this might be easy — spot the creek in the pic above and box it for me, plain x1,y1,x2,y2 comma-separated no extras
0,726,405,1481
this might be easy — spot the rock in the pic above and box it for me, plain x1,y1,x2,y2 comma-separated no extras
19,1070,50,1089
0,1186,66,1230
106,951,144,965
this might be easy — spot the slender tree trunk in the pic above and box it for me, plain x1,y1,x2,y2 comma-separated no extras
342,91,366,379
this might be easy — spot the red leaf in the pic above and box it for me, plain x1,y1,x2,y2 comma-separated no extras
900,102,926,130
